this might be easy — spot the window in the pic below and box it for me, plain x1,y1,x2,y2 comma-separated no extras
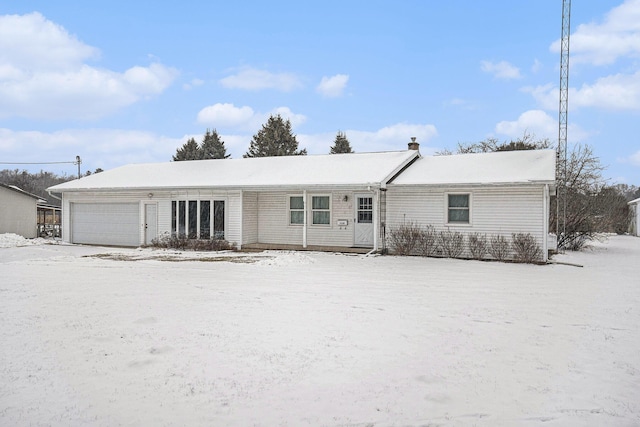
200,201,210,239
357,197,373,224
171,200,225,239
312,196,330,225
289,196,304,225
214,200,225,239
447,194,470,224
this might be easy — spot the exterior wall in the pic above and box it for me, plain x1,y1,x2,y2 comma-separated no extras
386,184,549,261
255,190,365,248
630,202,639,237
242,191,258,245
0,187,38,238
60,189,242,247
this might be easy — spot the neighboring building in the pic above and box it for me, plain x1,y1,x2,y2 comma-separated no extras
0,183,43,238
47,146,556,261
386,150,557,261
629,198,640,237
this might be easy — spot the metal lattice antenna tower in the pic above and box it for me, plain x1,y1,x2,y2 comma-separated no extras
557,0,571,248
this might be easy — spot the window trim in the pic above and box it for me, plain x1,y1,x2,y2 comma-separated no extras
311,194,331,226
445,192,472,226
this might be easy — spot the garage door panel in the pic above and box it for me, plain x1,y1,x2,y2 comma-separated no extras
71,203,140,246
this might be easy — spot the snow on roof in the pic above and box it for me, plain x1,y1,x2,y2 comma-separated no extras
390,150,556,186
48,150,419,192
0,183,44,200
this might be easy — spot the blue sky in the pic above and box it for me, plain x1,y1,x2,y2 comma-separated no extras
1,1,639,184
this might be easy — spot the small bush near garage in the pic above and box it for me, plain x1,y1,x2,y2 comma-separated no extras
511,233,542,263
150,233,235,251
468,233,488,260
387,222,423,255
488,235,510,261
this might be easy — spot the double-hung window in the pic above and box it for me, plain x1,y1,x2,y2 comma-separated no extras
289,196,304,225
312,196,330,225
447,194,470,224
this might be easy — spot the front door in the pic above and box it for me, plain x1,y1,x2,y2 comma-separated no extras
144,203,157,245
354,194,374,247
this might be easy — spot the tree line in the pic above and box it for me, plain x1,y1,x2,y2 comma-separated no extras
172,115,353,161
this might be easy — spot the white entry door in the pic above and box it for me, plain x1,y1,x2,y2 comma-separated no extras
354,194,374,247
145,203,157,245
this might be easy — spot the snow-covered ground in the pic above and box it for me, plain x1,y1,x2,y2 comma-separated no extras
1,234,639,426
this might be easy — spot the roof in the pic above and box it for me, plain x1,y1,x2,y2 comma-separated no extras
0,183,44,201
628,198,640,206
48,150,420,192
389,150,557,186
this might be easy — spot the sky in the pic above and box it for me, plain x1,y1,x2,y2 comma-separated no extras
0,1,639,184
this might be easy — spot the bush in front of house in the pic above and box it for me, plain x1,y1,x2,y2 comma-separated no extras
416,225,438,257
438,230,465,258
468,233,488,260
387,221,422,255
488,235,510,261
150,233,235,251
511,233,542,263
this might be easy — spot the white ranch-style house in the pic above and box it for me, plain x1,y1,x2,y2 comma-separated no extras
48,144,556,261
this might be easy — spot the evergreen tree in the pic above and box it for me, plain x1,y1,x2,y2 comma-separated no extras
329,131,354,154
172,138,201,161
201,128,230,159
244,114,307,158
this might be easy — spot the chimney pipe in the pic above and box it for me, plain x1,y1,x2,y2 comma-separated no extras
408,137,420,151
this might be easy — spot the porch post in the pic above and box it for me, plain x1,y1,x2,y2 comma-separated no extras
303,189,307,248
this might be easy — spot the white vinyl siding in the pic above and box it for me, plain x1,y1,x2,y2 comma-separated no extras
257,191,355,247
242,191,258,245
386,185,548,259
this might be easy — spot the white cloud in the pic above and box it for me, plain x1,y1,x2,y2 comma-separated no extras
480,60,521,80
316,74,349,97
300,123,438,154
622,150,640,166
197,103,255,127
183,78,204,90
196,104,307,131
219,67,302,92
527,71,640,111
0,128,183,173
494,110,589,143
550,0,640,65
0,12,178,120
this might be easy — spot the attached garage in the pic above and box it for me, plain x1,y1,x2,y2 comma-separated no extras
71,203,140,246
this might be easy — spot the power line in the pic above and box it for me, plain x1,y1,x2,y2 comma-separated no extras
0,161,78,165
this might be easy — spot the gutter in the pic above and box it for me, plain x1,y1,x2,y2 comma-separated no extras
47,190,62,202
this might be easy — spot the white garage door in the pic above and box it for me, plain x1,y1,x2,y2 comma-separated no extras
71,203,140,246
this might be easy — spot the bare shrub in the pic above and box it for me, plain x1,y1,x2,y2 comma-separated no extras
511,233,542,263
416,225,438,257
388,222,422,255
151,233,235,251
438,230,465,258
488,235,510,261
468,233,488,260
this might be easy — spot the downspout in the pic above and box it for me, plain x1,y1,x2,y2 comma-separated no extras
373,189,379,252
543,184,549,262
303,189,307,248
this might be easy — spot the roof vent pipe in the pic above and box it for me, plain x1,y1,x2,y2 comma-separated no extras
408,137,420,151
